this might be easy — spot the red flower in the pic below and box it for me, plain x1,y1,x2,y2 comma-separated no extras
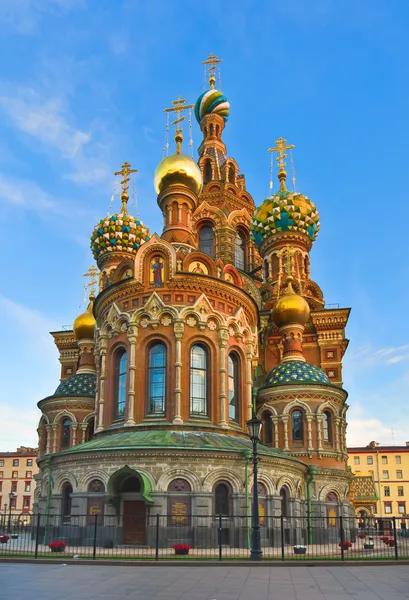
0,534,10,543
357,533,366,539
48,541,67,550
338,541,353,548
172,544,191,551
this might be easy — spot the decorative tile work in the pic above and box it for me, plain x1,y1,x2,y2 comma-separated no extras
263,360,330,387
53,373,96,398
91,213,150,259
350,475,378,501
195,89,230,123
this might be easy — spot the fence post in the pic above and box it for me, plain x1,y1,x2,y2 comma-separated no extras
340,515,345,561
393,516,399,561
92,513,98,560
34,512,41,559
280,514,285,561
218,514,222,561
155,514,160,561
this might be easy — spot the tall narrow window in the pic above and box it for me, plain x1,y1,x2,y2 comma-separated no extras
148,343,166,414
228,165,235,183
323,411,332,442
61,482,73,520
263,412,273,446
61,418,71,449
204,160,212,183
85,418,95,442
280,487,289,516
228,353,239,421
292,410,303,442
215,482,231,516
190,344,208,416
199,224,214,257
235,230,246,270
115,350,127,419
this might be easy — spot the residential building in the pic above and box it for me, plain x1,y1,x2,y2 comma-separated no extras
0,447,38,521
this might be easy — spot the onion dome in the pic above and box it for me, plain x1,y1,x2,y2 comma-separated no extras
53,373,96,398
273,279,310,328
195,87,230,123
154,132,203,196
263,360,330,388
90,193,151,260
73,295,96,340
251,188,320,248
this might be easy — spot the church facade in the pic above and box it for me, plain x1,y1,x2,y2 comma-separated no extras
35,58,353,547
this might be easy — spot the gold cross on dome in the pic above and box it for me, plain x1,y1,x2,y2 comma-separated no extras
114,161,137,195
202,53,223,89
83,265,99,297
164,95,194,129
268,137,295,171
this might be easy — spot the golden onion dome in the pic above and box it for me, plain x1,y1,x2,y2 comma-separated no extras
272,279,310,328
73,296,96,340
154,152,203,196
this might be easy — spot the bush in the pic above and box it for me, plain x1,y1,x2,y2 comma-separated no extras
0,535,10,543
48,541,66,552
172,544,191,551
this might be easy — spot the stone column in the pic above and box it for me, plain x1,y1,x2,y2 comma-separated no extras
306,415,313,453
46,425,51,454
281,415,289,450
96,334,108,433
245,341,254,421
218,327,229,427
72,424,77,447
81,424,87,444
316,414,323,451
272,416,279,448
52,424,58,454
173,320,184,424
126,326,138,426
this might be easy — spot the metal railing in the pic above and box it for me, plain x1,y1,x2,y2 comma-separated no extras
1,514,408,561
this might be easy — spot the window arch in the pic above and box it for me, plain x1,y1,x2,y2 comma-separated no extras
234,230,247,271
88,479,105,493
326,491,338,502
199,223,214,257
323,411,332,443
115,349,127,420
291,410,304,442
61,418,71,449
228,165,235,183
214,482,232,516
262,412,273,446
85,418,94,442
280,486,289,516
190,344,208,416
61,482,72,520
148,343,167,414
203,159,212,183
228,353,240,422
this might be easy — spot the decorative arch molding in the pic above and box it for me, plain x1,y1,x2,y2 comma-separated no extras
192,201,226,231
39,414,50,426
54,472,78,493
78,469,110,491
282,399,313,416
180,293,227,330
53,409,78,426
355,506,370,515
100,302,130,338
203,468,243,493
183,251,217,277
276,475,297,497
318,483,346,502
296,479,306,500
253,472,275,496
223,265,243,288
156,468,202,493
81,412,96,425
112,259,134,284
303,281,324,300
133,234,177,286
227,208,252,230
131,292,179,329
226,306,252,341
256,404,278,419
107,465,156,497
316,401,340,417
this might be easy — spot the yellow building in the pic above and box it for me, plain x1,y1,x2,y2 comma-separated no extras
0,447,38,524
348,441,409,525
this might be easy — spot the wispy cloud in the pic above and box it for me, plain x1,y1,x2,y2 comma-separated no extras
348,344,409,367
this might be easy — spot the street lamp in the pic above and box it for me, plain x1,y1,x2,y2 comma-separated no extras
8,492,15,533
246,412,263,561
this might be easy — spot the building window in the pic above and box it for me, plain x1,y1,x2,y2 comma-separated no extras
367,456,373,465
398,503,406,515
0,460,4,467
384,502,392,514
396,456,402,464
61,418,71,449
148,343,166,414
0,472,3,478
0,482,2,492
228,353,239,422
384,486,390,497
383,470,389,479
397,470,403,479
323,411,332,443
203,160,212,183
115,349,127,420
214,482,231,516
12,471,18,479
398,486,404,497
12,459,19,467
190,344,208,416
234,230,246,271
85,418,95,442
23,496,30,509
280,487,289,517
62,482,73,520
382,456,388,464
26,459,33,466
291,410,303,442
25,482,31,492
262,412,273,446
10,496,16,509
354,456,360,465
198,224,214,258
26,471,32,479
11,482,17,493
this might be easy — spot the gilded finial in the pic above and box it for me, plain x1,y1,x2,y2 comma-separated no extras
164,95,194,154
268,137,295,190
83,265,99,298
203,53,222,90
114,161,137,213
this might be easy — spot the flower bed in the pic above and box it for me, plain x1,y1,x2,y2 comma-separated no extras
48,541,66,553
172,543,191,556
338,541,353,551
0,535,10,544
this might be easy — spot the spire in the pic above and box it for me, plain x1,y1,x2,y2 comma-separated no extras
114,161,137,213
272,275,310,362
268,137,295,190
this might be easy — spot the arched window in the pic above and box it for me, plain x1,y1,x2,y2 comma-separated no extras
228,353,239,422
88,479,105,493
148,343,166,414
199,224,214,257
214,482,231,516
115,349,127,420
85,418,94,442
291,410,303,442
61,418,71,449
61,482,72,520
228,165,235,183
326,492,338,502
280,487,289,516
323,411,332,443
209,123,214,136
190,344,208,416
234,230,246,271
262,412,273,446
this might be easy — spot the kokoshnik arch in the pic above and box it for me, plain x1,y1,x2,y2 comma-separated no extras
35,55,353,547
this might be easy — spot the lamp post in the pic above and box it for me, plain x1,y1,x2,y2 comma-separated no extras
246,412,263,560
8,492,15,533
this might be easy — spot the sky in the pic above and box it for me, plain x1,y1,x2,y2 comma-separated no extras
1,0,409,451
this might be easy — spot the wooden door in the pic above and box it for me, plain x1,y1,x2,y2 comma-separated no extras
123,500,146,544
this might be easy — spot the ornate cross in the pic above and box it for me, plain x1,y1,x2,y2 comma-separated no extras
202,53,223,89
268,137,295,172
83,265,99,297
114,161,137,196
164,95,194,129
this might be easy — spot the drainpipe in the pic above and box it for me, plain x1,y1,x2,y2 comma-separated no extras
43,454,53,546
306,466,317,545
243,450,251,550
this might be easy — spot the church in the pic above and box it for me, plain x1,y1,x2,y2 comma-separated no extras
34,56,353,547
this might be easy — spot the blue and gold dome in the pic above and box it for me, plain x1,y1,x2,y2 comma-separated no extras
250,188,320,249
263,360,330,388
53,373,96,398
195,88,230,123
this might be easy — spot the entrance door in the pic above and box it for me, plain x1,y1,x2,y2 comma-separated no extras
123,500,146,544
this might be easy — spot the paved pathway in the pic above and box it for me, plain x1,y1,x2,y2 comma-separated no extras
1,563,409,599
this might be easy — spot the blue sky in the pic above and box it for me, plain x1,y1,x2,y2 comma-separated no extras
1,0,408,450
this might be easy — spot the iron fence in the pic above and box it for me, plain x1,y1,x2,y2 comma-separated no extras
0,513,408,561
